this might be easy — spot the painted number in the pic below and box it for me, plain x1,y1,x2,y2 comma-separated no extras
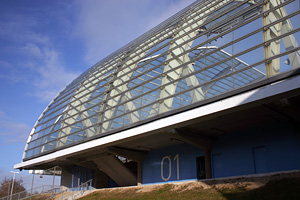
161,154,179,181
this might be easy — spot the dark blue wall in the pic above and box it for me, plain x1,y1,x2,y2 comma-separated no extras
212,120,300,178
142,120,300,184
143,144,204,184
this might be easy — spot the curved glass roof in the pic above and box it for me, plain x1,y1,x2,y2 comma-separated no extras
23,0,300,160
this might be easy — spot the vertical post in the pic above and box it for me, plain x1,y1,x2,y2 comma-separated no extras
137,161,143,186
10,174,15,200
52,166,56,200
204,149,212,179
264,0,272,77
71,174,74,200
30,173,34,200
78,178,80,190
10,171,19,200
263,0,284,77
7,181,11,199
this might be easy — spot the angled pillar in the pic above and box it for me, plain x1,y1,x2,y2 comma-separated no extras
107,147,146,162
107,147,146,186
93,156,137,187
157,17,206,114
263,0,300,77
77,161,110,188
99,46,150,132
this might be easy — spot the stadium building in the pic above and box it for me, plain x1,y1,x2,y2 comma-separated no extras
15,0,300,189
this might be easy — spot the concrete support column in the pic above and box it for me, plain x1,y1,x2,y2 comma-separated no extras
60,169,72,191
204,149,212,179
137,161,143,186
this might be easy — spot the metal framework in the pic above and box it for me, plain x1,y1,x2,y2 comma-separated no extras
23,0,300,160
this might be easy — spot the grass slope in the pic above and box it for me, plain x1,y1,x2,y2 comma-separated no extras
78,177,300,200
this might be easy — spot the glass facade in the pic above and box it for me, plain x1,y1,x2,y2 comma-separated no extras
23,0,300,160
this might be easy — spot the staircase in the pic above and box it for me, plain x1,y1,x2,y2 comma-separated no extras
47,179,94,200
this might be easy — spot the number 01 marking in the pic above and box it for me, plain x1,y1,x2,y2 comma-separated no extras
161,154,179,181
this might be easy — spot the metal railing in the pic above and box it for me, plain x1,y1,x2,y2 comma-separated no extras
0,185,60,200
46,179,93,200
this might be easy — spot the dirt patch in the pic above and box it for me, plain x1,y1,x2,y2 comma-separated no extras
135,184,161,193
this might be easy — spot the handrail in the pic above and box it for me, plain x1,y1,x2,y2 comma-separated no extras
0,185,60,200
71,179,93,200
46,179,93,200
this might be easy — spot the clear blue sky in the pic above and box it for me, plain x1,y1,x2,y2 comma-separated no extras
0,0,195,188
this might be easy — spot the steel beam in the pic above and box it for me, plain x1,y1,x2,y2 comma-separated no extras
264,0,300,77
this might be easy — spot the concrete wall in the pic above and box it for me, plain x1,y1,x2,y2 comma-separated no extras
61,169,72,190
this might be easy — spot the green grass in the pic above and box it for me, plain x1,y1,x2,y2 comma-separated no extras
221,177,300,200
22,193,52,200
77,177,300,200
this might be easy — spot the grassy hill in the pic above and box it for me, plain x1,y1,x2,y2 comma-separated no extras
77,172,300,200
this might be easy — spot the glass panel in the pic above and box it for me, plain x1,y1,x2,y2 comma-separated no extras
24,0,300,159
